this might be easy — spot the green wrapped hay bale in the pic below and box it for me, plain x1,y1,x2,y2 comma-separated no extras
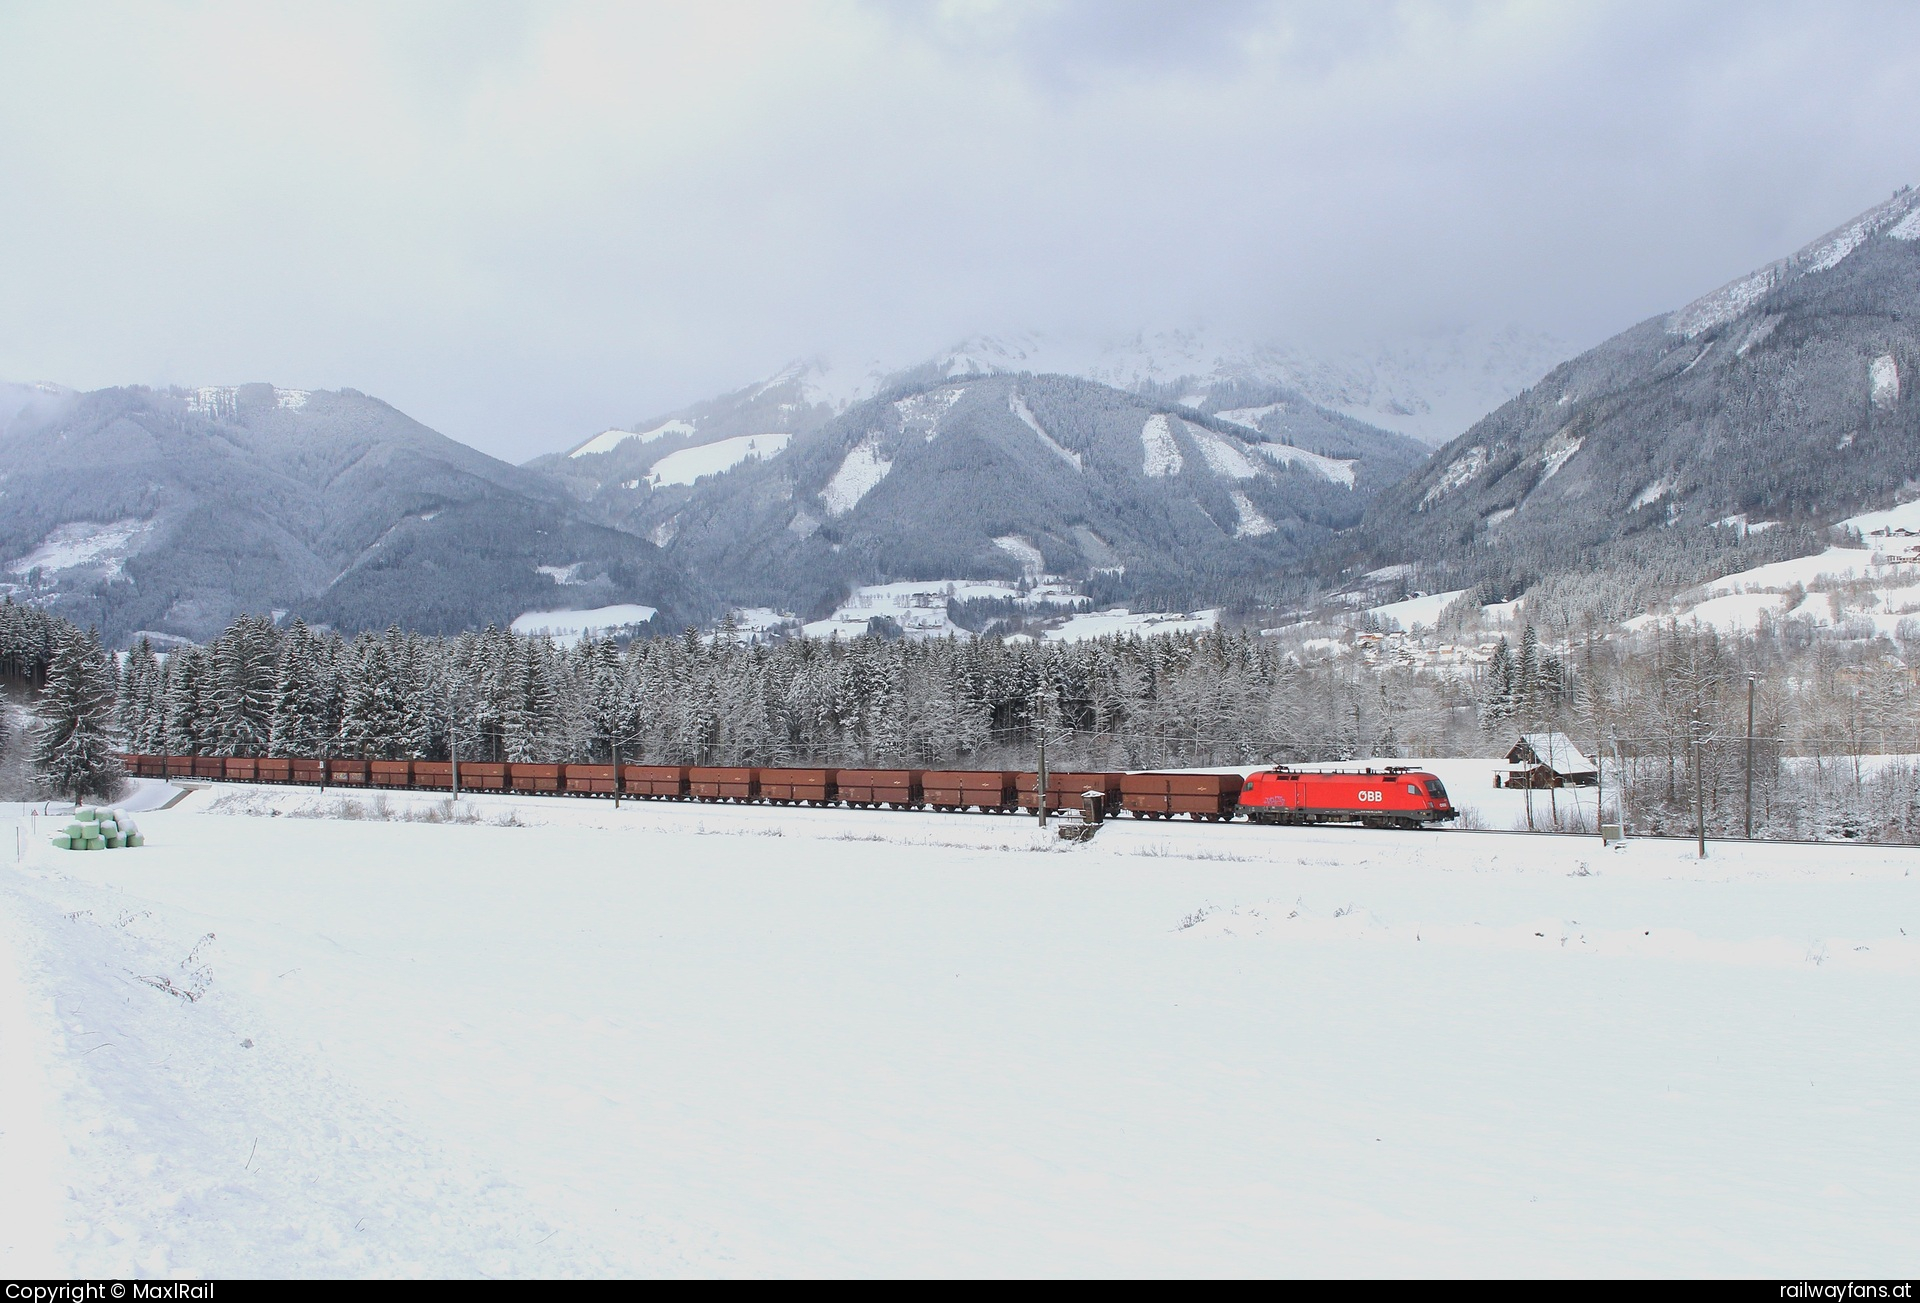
66,822,86,838
76,808,98,822
105,835,123,849
97,821,118,837
127,834,144,848
50,835,71,850
86,837,105,851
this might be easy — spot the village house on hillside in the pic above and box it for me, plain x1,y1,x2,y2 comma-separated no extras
1499,733,1599,788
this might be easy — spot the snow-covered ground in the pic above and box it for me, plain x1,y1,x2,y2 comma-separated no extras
509,604,658,644
1363,589,1471,633
800,578,1081,641
3,779,1916,1276
1625,544,1920,638
569,420,696,459
6,518,156,581
1038,607,1220,642
647,434,791,487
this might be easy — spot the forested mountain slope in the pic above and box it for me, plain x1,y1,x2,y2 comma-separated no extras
574,371,1428,616
1359,187,1920,588
0,383,705,643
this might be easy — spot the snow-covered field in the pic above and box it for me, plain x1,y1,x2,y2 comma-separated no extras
798,577,1081,641
509,604,659,645
1363,589,1471,633
1621,502,1920,637
1038,607,1220,642
646,434,791,487
3,781,1917,1277
570,420,695,459
6,518,155,580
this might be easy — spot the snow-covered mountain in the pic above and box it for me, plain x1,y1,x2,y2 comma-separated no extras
528,319,1573,618
926,325,1572,448
0,383,705,643
1361,186,1920,585
0,380,78,439
545,370,1428,619
542,323,1568,503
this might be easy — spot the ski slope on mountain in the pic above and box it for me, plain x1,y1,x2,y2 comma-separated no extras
3,784,1916,1276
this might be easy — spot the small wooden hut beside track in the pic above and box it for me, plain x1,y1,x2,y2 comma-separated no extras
1498,732,1599,788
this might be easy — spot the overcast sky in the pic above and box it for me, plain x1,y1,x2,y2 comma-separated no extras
1,1,1916,461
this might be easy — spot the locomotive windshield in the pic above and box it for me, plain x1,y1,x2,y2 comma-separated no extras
1424,779,1448,800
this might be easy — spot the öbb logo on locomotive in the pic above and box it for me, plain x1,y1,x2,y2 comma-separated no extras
113,755,1458,829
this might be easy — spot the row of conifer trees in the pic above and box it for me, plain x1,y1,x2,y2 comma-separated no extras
107,613,1460,773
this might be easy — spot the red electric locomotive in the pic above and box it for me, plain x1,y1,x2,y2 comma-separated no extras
1238,767,1456,829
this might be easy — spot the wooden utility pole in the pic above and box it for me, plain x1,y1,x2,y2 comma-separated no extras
1692,710,1706,859
612,737,622,810
1744,676,1755,840
1594,734,1605,842
449,700,461,801
1036,727,1049,829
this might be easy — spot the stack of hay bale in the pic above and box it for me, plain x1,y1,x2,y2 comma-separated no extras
50,808,144,851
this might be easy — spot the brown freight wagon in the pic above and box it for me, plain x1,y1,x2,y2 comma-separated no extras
290,758,326,785
759,768,836,803
225,757,258,781
370,760,412,788
564,764,618,795
256,757,292,783
459,762,507,791
507,763,562,793
329,759,370,785
922,769,1017,812
191,756,225,780
836,769,921,808
1017,771,1122,815
412,761,453,789
1121,771,1240,820
689,767,758,801
1170,771,1241,820
621,765,687,798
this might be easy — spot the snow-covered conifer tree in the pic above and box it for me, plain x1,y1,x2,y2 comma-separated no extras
31,626,124,803
211,615,280,755
1516,625,1541,726
118,637,160,752
162,647,213,755
269,621,336,756
1479,637,1516,736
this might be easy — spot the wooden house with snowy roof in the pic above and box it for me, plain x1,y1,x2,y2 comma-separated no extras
1498,732,1599,788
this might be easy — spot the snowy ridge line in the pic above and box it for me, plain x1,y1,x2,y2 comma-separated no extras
1668,189,1920,339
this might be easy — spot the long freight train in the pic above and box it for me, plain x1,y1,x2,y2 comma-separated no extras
114,754,1460,829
